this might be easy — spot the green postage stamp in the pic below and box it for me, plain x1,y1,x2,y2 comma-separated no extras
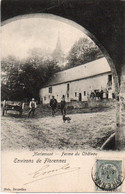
92,159,124,191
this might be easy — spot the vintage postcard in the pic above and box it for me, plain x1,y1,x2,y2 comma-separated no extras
1,0,125,192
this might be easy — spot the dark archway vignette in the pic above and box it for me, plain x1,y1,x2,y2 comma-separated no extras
1,0,125,149
1,13,120,99
1,0,124,81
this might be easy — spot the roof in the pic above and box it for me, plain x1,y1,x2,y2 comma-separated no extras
45,57,111,87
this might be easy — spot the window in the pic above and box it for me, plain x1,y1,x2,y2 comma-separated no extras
44,96,46,101
75,92,77,97
49,87,52,93
67,83,70,91
108,74,112,86
108,74,112,82
84,91,86,96
67,93,69,98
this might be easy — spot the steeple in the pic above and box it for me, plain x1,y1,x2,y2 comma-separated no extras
55,31,62,52
52,31,64,64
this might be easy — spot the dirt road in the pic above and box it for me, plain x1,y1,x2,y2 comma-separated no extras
1,110,115,150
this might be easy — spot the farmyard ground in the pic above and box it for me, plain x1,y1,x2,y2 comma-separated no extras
1,108,116,151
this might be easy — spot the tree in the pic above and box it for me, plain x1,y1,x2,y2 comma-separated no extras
66,37,103,69
1,56,21,100
1,54,60,101
1,56,20,72
18,58,60,101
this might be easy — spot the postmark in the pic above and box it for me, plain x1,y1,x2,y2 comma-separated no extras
91,160,124,191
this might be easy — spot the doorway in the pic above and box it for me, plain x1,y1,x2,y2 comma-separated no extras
79,93,82,101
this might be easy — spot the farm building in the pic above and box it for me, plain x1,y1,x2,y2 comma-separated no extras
39,57,115,104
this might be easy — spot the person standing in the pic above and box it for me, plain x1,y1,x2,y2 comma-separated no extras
28,98,37,118
61,95,66,115
50,96,57,116
2,99,7,116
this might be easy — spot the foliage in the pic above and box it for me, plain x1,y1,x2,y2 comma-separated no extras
66,37,103,69
1,55,60,101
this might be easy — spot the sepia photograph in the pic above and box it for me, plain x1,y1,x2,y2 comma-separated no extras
1,0,125,192
1,14,117,151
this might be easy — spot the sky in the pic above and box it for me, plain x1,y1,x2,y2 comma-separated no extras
2,15,88,60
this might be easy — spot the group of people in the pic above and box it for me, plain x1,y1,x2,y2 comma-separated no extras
50,95,66,116
2,95,66,118
28,95,66,118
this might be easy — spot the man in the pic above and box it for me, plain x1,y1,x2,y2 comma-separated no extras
61,95,66,115
18,100,25,116
28,98,37,118
2,99,7,116
50,96,57,116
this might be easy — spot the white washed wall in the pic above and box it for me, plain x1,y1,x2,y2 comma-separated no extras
40,73,115,104
39,83,68,104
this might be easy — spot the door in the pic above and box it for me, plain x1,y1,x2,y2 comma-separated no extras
79,93,82,101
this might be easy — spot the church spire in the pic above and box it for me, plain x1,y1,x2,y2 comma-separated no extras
55,31,62,52
52,31,64,64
